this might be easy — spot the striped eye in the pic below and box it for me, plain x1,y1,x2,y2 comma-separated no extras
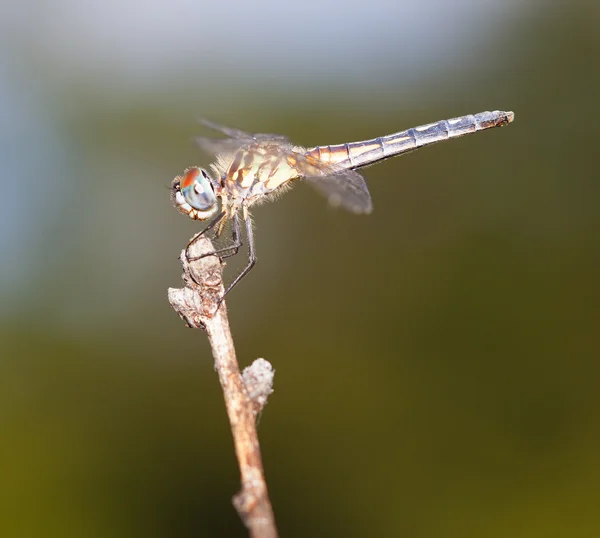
180,167,216,212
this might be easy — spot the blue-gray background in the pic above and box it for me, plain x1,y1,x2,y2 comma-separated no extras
1,0,598,536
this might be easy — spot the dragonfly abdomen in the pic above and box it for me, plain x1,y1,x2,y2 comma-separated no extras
305,110,514,170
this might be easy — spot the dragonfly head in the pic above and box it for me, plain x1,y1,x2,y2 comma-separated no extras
171,167,219,220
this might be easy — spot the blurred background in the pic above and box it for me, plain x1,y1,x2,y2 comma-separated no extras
1,0,599,536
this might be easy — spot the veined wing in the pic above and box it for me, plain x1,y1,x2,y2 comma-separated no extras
195,118,372,213
199,118,289,142
195,118,291,155
241,143,373,214
301,166,372,214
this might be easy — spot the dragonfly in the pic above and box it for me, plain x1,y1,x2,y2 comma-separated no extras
172,109,514,303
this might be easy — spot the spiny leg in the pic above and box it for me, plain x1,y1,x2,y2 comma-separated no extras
185,211,226,255
186,212,243,264
211,211,243,260
214,210,229,240
216,207,256,309
184,212,244,289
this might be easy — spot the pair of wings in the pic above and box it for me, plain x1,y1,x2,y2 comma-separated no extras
195,119,373,214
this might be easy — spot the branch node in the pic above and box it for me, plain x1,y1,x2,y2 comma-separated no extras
242,358,275,415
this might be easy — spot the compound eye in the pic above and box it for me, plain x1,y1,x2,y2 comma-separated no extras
180,168,216,211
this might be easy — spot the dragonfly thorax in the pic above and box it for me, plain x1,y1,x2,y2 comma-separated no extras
216,144,301,201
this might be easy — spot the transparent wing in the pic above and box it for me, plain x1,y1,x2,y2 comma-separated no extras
195,118,373,213
196,118,291,155
195,135,248,155
303,168,373,214
199,118,257,140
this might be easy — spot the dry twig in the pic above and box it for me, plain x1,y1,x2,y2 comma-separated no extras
168,235,277,538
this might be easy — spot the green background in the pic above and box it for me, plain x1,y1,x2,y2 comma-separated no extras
1,1,599,536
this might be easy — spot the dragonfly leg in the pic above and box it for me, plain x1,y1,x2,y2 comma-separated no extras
184,212,243,291
213,214,228,240
212,211,243,260
187,211,242,262
215,209,256,309
185,211,226,254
